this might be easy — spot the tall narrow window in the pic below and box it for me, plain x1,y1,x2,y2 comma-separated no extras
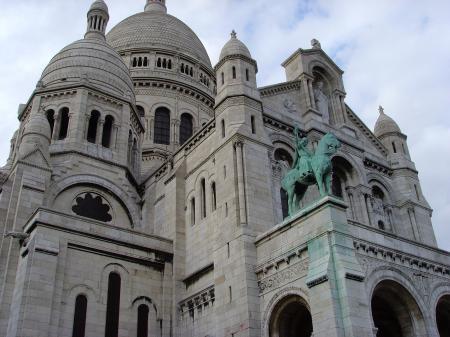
143,57,148,67
87,110,100,143
245,68,249,81
58,107,70,140
232,66,236,79
72,295,87,337
105,273,121,337
179,113,193,145
46,109,55,137
132,58,137,67
221,119,225,138
414,184,420,200
157,58,161,67
137,304,149,337
162,59,167,68
190,67,193,77
221,72,224,85
102,115,114,148
153,107,170,145
168,59,172,69
138,57,142,67
392,141,397,153
191,198,195,225
132,139,138,169
281,188,288,219
211,182,217,211
251,115,255,134
201,178,206,219
127,131,132,164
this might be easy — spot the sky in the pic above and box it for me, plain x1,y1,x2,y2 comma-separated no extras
0,0,449,249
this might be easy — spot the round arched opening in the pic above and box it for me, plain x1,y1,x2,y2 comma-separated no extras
436,295,450,337
274,148,293,167
371,280,426,337
269,295,313,337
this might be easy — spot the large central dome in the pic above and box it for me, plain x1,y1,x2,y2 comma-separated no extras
107,11,212,69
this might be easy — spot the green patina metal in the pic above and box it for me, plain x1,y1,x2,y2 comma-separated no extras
281,128,341,216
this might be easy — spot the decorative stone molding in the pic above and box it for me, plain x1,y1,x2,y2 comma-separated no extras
259,80,302,97
258,260,309,294
263,114,295,134
354,240,450,278
179,285,215,321
306,275,328,288
363,157,393,176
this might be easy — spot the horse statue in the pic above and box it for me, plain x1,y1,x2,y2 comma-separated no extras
281,129,341,216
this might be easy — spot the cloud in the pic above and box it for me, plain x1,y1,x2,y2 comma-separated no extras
1,0,449,249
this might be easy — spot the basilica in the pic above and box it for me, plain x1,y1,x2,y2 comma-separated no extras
0,1,449,336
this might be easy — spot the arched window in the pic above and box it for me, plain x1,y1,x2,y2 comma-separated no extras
138,57,142,67
58,107,70,140
132,58,137,67
105,273,121,337
190,197,195,226
201,178,206,219
378,220,385,230
168,59,172,69
143,57,148,67
180,63,185,73
211,182,217,211
136,105,145,118
280,188,288,219
87,110,100,143
179,113,193,145
46,109,55,137
162,59,167,68
72,295,87,337
137,304,149,337
232,66,236,79
190,67,193,77
154,107,170,145
157,58,161,68
102,115,114,148
274,148,293,167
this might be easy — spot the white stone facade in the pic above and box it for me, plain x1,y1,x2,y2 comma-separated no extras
0,1,449,336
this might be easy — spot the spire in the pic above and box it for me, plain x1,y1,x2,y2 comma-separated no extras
231,30,237,39
378,105,385,115
85,0,109,40
145,0,167,13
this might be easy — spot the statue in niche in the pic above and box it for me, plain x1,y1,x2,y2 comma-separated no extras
281,127,341,216
314,81,330,124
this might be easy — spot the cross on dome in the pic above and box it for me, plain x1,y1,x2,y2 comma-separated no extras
145,0,167,13
379,105,385,115
231,30,237,39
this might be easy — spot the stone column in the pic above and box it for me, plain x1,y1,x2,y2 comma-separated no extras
365,195,374,226
301,77,312,109
359,192,371,225
111,123,119,150
52,110,61,141
234,140,247,225
96,118,104,145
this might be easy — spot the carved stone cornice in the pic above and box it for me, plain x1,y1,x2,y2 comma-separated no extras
259,80,302,98
363,157,393,176
179,285,215,321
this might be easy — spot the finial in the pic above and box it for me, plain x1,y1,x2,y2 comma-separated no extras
231,30,237,39
145,0,167,13
85,0,109,40
311,38,321,49
378,105,385,115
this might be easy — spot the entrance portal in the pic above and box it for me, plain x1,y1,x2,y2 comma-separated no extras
436,295,450,337
269,295,313,337
371,280,426,337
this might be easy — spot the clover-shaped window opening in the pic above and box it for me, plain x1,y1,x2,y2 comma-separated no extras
72,192,112,222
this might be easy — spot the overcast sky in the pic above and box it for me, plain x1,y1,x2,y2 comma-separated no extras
1,0,449,249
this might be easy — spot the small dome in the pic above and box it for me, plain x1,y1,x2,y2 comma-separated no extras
107,11,212,69
374,106,401,137
40,38,134,101
89,0,108,13
219,31,252,60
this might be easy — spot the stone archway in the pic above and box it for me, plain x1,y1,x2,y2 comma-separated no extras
436,295,450,337
371,280,426,337
269,295,313,337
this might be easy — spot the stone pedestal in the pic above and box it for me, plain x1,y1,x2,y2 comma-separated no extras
299,196,373,337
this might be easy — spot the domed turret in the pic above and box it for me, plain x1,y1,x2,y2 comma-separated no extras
374,105,401,137
219,30,252,60
39,0,134,102
215,31,259,105
145,0,167,13
374,106,411,161
18,108,51,158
